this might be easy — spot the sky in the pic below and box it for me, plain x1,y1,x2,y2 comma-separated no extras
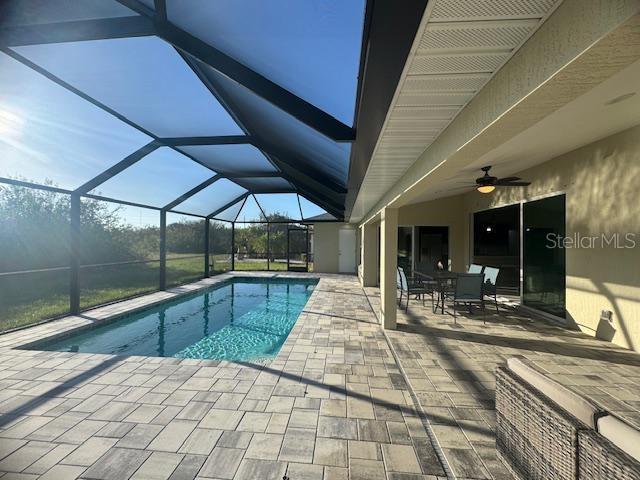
0,0,364,224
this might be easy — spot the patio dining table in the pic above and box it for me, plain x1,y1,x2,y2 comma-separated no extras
414,270,459,314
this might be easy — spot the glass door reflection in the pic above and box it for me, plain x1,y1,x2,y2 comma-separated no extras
523,194,566,317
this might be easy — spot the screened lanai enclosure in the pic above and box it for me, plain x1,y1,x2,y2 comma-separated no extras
0,0,370,332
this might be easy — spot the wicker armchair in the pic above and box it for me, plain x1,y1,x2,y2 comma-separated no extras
496,365,589,480
579,429,640,480
497,359,640,480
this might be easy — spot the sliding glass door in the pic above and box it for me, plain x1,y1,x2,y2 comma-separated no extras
473,205,520,294
397,227,413,275
523,194,566,317
417,226,449,273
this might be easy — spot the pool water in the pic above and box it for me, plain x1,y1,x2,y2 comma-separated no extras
33,277,317,361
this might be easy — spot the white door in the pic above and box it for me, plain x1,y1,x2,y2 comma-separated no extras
338,228,356,273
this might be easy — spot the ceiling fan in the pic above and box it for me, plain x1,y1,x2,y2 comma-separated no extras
474,166,530,193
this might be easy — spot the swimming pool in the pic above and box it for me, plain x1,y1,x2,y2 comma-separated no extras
31,277,317,361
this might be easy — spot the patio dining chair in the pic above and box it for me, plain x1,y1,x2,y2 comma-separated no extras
451,273,486,324
415,260,435,276
483,266,500,314
468,263,484,274
397,266,435,312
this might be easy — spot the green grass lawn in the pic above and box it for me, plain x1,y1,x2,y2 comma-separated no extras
0,254,208,333
0,254,312,333
234,259,284,271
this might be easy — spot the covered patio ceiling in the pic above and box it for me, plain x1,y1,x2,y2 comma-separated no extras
0,0,391,221
348,0,565,221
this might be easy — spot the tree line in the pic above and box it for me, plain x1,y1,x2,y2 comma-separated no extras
0,182,307,272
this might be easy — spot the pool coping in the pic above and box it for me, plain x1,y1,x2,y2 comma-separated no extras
0,271,322,356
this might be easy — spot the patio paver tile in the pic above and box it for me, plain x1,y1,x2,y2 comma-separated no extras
199,447,245,479
81,447,151,480
61,437,117,467
5,273,638,480
130,451,183,480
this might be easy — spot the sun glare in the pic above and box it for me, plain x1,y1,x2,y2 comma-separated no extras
0,108,25,138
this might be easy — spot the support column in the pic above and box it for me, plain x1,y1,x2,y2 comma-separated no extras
231,223,235,271
286,227,290,271
204,218,210,278
380,207,398,329
305,227,310,272
267,225,271,271
160,210,167,290
69,194,81,314
360,221,379,287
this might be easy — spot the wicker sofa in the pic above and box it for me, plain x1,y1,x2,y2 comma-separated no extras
496,358,640,480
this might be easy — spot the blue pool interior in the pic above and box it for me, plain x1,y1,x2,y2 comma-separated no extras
30,277,318,361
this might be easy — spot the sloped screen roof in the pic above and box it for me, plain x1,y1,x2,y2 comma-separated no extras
0,0,368,221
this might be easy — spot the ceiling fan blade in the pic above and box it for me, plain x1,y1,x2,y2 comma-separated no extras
495,177,521,184
498,181,531,187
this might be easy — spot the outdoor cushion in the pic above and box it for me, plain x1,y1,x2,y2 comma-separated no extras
597,414,640,462
506,357,600,428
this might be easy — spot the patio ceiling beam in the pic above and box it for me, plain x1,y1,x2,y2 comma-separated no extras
239,188,296,195
154,0,167,21
114,0,355,142
232,196,249,223
161,136,251,146
253,194,268,220
225,172,282,179
207,192,250,220
75,140,161,195
0,177,72,195
0,16,155,46
296,194,305,222
163,174,221,211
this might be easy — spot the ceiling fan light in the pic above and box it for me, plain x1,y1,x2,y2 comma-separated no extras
477,185,495,194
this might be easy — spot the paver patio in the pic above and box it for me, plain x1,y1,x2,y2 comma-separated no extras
366,286,640,479
1,273,639,479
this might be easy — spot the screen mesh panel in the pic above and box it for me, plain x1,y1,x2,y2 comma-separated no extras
212,198,244,222
179,144,278,176
235,195,263,223
299,195,330,220
172,179,246,216
209,220,232,272
14,36,244,137
234,222,268,271
89,147,214,207
0,52,151,189
234,177,293,193
166,0,365,125
0,185,71,330
166,212,204,286
255,193,301,221
79,200,160,309
193,60,351,188
0,0,137,27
